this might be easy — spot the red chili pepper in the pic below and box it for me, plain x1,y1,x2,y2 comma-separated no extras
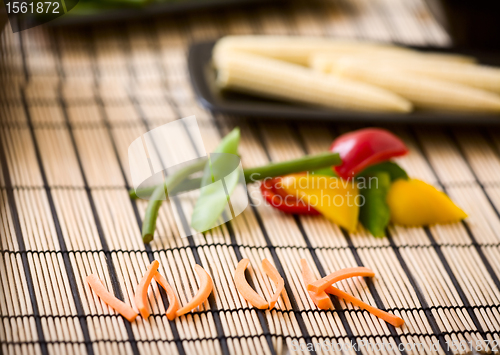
330,128,408,179
260,178,320,215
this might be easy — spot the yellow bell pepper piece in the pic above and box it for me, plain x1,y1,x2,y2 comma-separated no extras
281,174,359,232
386,179,467,226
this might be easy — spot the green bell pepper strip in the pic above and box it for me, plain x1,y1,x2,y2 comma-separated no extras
359,171,391,238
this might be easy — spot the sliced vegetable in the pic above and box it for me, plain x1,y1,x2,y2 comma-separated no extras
214,35,410,66
300,259,333,310
176,265,214,317
260,177,320,215
140,149,340,243
262,259,285,310
135,260,160,319
330,128,408,180
142,186,167,244
86,275,138,323
325,286,404,327
198,127,241,192
234,259,269,309
141,159,207,243
153,272,180,321
311,167,338,177
133,151,341,200
193,149,345,232
300,260,404,326
143,128,240,240
244,152,341,182
309,51,476,73
356,161,408,182
330,57,500,94
331,60,500,112
214,50,412,113
359,172,391,238
130,176,202,200
406,62,500,94
307,267,375,294
192,127,242,233
387,179,467,226
281,174,359,232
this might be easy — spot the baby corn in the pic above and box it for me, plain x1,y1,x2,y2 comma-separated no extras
309,52,476,73
331,59,500,112
214,51,412,113
214,35,411,66
313,52,500,94
405,64,500,94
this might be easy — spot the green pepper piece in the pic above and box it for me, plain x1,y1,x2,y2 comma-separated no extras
309,167,338,177
191,128,241,233
359,172,391,238
143,127,241,242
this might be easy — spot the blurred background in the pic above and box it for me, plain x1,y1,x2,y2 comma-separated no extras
0,0,498,88
2,0,500,45
0,0,498,86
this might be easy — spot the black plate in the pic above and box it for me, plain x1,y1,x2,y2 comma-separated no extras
188,40,500,125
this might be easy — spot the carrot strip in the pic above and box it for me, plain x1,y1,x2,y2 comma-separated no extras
234,259,268,309
307,267,375,293
153,272,180,321
135,260,160,319
176,265,214,317
300,260,333,310
325,286,404,327
262,259,285,310
301,261,404,327
86,275,138,322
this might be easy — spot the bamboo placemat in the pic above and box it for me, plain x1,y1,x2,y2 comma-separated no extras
1,0,500,354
